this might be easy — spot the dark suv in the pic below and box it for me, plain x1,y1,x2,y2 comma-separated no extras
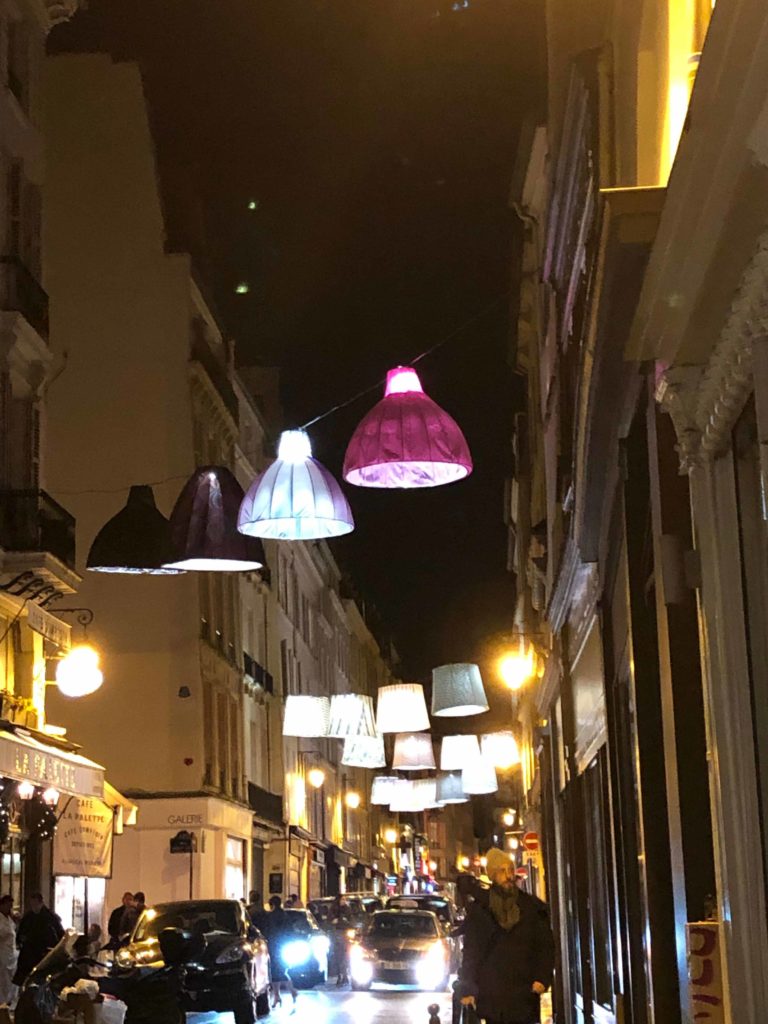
119,899,270,1023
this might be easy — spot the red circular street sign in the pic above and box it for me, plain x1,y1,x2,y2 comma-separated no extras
522,831,539,852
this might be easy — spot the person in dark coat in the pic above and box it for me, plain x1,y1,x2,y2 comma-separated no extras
107,892,134,946
14,892,65,985
263,896,297,1007
458,849,554,1024
119,891,145,938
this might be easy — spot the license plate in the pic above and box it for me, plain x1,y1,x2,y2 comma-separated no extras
382,961,409,970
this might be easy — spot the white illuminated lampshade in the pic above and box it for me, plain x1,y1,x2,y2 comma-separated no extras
42,787,60,807
342,735,386,769
238,429,354,541
431,663,489,717
377,683,430,734
392,732,436,771
282,695,330,738
436,771,467,805
327,694,377,739
440,734,480,771
389,779,423,813
370,775,400,805
413,778,439,809
56,645,104,698
481,731,521,769
17,781,35,800
462,755,498,795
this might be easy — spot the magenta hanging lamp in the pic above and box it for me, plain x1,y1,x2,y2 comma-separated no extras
343,366,472,488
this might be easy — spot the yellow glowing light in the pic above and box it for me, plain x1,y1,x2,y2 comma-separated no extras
502,810,516,827
498,639,535,691
56,644,104,698
308,767,325,789
42,787,60,806
17,782,35,800
145,908,157,922
479,855,487,868
429,860,437,873
345,791,361,810
509,837,519,851
384,828,398,845
459,856,470,869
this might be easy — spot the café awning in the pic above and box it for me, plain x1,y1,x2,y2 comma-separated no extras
0,725,103,798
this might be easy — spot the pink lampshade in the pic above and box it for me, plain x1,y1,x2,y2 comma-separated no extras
343,366,473,488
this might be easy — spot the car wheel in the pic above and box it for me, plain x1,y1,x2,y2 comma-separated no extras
256,989,271,1018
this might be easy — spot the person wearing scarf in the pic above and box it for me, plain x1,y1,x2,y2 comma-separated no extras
457,847,554,1024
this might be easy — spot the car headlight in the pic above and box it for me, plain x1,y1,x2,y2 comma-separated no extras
215,945,244,965
282,940,311,968
115,948,135,968
310,934,330,958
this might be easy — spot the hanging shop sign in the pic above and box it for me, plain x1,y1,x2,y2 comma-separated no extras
53,796,114,878
27,605,71,648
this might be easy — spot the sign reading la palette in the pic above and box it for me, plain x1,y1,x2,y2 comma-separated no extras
0,731,104,797
53,796,114,878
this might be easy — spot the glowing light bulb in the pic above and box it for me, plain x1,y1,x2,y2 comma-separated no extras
502,810,516,827
384,828,398,845
42,788,60,807
56,645,104,698
17,782,35,800
345,791,361,810
308,767,325,789
277,429,313,464
498,639,535,691
235,282,250,295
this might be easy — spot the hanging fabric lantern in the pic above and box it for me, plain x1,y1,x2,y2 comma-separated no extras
370,775,400,805
389,779,423,813
436,770,467,805
440,734,480,771
376,683,430,733
413,778,439,809
238,430,354,540
164,466,266,571
342,734,386,768
392,732,436,771
431,663,489,717
87,485,183,574
343,366,473,489
282,695,330,738
462,755,498,795
481,731,521,769
327,694,377,739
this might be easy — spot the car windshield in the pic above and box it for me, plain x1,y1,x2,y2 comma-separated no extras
285,910,319,935
135,902,240,941
390,898,451,922
370,913,438,938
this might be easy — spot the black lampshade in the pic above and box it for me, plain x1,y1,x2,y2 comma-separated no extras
164,466,266,572
87,485,183,575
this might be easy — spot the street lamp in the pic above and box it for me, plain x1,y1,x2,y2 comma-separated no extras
345,791,361,810
307,767,325,789
497,637,535,691
52,610,104,698
384,828,398,845
502,809,516,827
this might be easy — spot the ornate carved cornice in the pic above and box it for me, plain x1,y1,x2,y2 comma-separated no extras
657,229,768,470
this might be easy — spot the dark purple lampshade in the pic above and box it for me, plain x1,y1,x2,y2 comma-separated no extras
87,484,184,575
164,466,266,572
343,366,473,488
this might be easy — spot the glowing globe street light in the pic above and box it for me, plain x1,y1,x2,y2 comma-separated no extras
498,638,535,691
56,645,104,698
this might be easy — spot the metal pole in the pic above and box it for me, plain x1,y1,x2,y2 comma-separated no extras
189,847,193,900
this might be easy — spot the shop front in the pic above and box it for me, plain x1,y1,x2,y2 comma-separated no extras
107,795,252,910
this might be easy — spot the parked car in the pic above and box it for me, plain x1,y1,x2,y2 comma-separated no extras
277,908,330,988
117,899,270,1023
349,909,450,991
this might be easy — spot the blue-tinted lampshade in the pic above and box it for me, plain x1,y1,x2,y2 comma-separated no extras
87,485,183,575
164,466,266,572
431,663,488,717
436,770,467,805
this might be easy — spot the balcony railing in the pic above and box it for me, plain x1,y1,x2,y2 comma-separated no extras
0,257,49,340
0,490,76,569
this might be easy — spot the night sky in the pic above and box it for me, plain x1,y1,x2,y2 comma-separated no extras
50,0,545,684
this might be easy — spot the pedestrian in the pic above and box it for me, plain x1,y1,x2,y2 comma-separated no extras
329,896,350,987
0,896,16,1006
119,891,145,938
107,891,133,946
263,896,297,1008
247,891,267,932
14,892,64,987
458,848,554,1024
289,892,304,909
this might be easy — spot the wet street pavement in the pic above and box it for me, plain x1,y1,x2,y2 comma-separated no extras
273,986,453,1024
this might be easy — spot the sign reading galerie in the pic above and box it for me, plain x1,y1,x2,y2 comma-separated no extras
53,797,114,878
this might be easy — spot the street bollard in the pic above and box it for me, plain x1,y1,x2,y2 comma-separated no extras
428,1002,441,1024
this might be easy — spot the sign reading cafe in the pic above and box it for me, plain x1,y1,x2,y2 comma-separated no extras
53,797,114,878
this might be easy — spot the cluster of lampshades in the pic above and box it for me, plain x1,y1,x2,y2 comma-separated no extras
282,662,521,813
85,366,472,574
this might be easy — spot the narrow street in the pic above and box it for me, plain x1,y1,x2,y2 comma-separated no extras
189,988,453,1024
